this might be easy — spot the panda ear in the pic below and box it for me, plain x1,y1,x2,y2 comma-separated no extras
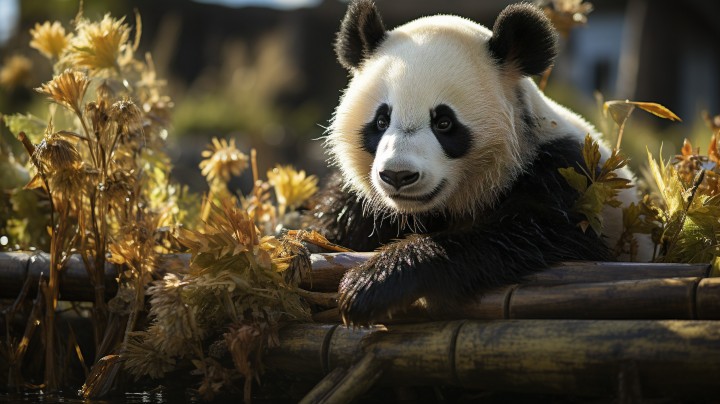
335,0,387,71
487,4,558,77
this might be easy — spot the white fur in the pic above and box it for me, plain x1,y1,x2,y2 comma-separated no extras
327,14,653,261
329,15,519,216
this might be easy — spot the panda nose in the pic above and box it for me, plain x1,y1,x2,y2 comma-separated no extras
379,170,419,190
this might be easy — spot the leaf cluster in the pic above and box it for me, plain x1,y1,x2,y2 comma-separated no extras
647,140,720,263
125,200,310,400
558,134,632,235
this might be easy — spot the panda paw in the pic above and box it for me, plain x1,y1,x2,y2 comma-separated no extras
337,257,418,326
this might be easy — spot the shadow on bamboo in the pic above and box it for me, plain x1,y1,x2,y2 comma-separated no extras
267,320,720,400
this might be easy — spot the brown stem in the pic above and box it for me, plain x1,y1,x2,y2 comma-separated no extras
19,131,62,390
539,66,554,92
73,107,98,168
615,105,635,151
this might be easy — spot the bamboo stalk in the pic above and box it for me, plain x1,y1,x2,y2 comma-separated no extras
298,367,347,404
0,252,716,323
0,252,193,301
303,253,712,291
266,320,720,399
311,276,719,321
314,352,384,404
696,277,720,319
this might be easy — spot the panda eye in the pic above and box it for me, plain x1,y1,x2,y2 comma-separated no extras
376,114,390,131
434,116,453,133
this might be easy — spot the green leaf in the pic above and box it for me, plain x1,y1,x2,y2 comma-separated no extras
600,177,633,190
574,182,619,236
558,167,588,193
2,113,47,142
647,148,684,216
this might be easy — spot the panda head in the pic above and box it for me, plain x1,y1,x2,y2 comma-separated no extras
327,1,558,217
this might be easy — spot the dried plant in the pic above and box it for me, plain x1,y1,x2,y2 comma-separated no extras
64,14,134,73
267,164,318,218
125,200,310,401
35,69,90,116
559,100,686,261
536,0,593,90
29,21,72,61
539,0,593,38
603,100,681,150
200,137,249,184
639,112,720,263
2,10,192,393
0,55,33,90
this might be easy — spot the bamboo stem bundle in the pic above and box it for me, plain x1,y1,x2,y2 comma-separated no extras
314,277,720,322
300,352,385,404
267,320,720,400
0,252,718,320
0,252,191,301
304,252,712,291
0,252,712,297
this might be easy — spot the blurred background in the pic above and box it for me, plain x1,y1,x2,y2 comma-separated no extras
1,0,719,191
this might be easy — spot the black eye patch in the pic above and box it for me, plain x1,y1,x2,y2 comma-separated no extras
361,103,390,155
430,104,472,159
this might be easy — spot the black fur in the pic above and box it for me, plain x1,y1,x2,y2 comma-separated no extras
361,103,390,155
430,104,473,159
487,3,558,76
335,0,387,71
311,137,611,325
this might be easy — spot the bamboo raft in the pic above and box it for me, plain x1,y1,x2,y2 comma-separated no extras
1,251,719,400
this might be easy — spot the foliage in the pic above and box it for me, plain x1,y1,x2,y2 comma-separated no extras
0,9,319,401
539,0,593,38
558,95,720,264
1,1,719,402
646,131,720,263
125,200,310,401
558,134,632,236
603,100,682,150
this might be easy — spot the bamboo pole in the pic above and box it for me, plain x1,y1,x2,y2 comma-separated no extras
303,253,712,291
697,277,720,319
266,320,720,399
0,252,191,301
0,252,716,322
314,277,720,321
313,352,385,404
298,367,347,404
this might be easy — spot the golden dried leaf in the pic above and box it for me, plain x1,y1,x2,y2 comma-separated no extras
597,149,630,182
267,164,319,212
29,21,71,60
709,134,720,164
681,139,693,157
603,100,635,129
647,148,684,216
581,134,601,181
199,137,248,184
24,173,45,190
286,229,354,253
631,101,682,122
604,100,681,124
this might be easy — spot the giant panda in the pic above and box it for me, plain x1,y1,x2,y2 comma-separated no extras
311,0,648,325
